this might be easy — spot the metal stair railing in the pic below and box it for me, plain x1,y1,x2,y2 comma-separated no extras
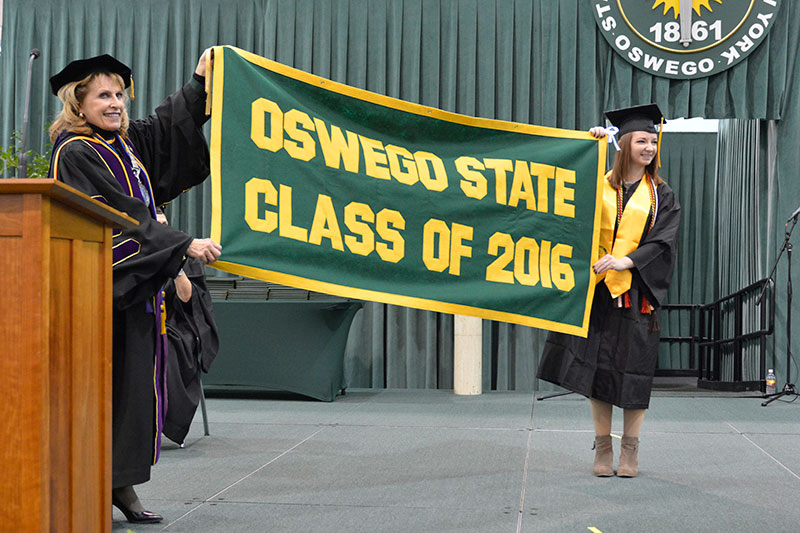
659,278,774,392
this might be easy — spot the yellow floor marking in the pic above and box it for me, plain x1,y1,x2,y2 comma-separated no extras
588,527,603,533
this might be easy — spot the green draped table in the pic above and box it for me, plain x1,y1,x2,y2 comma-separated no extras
204,301,362,401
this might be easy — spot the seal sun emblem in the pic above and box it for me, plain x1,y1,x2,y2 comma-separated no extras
652,0,723,19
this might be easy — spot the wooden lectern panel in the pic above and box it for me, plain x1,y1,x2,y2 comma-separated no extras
48,232,111,531
0,181,135,532
0,193,48,531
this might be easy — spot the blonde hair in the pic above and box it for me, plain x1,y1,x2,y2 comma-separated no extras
607,132,663,189
49,72,130,142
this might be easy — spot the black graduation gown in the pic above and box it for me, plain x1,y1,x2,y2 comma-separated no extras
163,258,219,445
536,180,681,409
48,78,210,487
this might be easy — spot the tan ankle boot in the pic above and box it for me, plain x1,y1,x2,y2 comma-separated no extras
593,435,614,477
617,436,639,477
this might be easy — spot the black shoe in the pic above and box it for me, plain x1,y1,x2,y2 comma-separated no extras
111,494,163,524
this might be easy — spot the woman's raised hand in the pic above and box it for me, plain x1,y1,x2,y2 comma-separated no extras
195,48,214,77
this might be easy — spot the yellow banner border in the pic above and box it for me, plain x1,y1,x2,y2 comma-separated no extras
209,45,607,337
211,259,592,337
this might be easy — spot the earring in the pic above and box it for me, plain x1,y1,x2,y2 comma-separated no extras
78,112,85,118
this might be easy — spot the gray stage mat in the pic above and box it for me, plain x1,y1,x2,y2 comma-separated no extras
109,390,800,532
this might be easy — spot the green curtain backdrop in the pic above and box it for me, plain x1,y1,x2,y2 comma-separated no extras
717,121,765,298
2,0,798,390
657,132,718,372
771,58,800,386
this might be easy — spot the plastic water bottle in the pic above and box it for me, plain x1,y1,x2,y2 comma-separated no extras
766,369,777,395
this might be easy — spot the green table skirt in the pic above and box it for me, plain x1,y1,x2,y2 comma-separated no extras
204,301,362,401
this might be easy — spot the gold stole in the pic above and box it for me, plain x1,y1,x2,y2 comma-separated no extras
596,171,653,298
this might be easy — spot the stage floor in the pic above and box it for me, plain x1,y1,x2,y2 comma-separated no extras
115,388,800,532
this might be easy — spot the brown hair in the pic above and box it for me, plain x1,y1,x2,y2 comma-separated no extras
49,72,130,142
607,132,664,189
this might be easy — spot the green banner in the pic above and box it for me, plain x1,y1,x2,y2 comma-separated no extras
209,46,606,336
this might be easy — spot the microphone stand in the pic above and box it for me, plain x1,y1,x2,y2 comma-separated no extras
761,212,800,406
17,48,40,179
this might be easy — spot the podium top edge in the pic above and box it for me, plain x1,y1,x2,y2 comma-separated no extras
0,179,139,228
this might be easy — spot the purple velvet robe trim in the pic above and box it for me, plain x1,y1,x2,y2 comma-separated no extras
91,134,168,464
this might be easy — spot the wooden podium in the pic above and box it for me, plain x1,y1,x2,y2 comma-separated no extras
0,180,137,532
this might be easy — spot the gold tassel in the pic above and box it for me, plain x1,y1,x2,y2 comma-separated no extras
130,74,135,100
160,291,167,335
657,116,664,167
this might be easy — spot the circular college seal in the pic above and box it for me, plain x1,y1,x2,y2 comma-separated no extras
592,0,782,79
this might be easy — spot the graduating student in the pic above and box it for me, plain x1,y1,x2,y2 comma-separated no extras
48,51,222,523
537,104,681,478
156,208,220,446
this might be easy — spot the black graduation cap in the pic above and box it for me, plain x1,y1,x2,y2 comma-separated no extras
49,54,132,95
604,103,666,137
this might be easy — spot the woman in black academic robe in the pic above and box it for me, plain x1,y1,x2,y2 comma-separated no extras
47,52,222,523
536,104,681,479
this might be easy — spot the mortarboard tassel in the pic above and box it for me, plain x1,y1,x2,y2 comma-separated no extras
657,116,664,167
